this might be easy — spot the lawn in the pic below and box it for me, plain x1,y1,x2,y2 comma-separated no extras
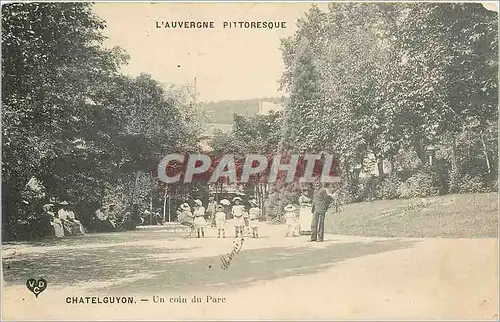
325,192,499,238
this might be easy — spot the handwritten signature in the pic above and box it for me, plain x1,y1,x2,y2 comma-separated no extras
220,237,245,270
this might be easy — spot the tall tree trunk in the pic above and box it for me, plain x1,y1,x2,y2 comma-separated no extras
150,171,154,225
413,137,427,165
479,132,491,174
449,134,459,193
163,185,168,222
131,171,140,206
258,183,265,220
377,157,385,177
389,157,395,175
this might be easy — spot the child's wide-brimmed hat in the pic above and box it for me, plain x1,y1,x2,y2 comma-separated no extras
284,204,296,212
209,196,215,201
216,205,225,211
180,203,190,211
232,197,242,202
249,199,258,206
42,203,54,211
194,199,203,207
59,200,70,205
220,199,231,206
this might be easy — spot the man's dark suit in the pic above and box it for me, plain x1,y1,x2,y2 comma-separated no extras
311,187,332,242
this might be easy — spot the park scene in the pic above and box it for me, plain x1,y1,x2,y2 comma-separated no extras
1,2,499,320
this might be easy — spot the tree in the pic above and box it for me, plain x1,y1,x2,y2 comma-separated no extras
2,3,128,235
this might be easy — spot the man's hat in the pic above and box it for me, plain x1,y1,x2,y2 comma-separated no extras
194,199,203,207
220,199,231,206
59,201,70,205
284,204,296,212
209,196,215,201
180,203,190,211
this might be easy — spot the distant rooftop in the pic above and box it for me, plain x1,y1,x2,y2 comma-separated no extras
200,123,233,140
257,101,284,115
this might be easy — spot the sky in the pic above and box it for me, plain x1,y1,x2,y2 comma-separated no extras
92,2,324,103
92,2,498,103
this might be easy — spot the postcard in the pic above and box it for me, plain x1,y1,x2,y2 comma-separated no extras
2,1,498,320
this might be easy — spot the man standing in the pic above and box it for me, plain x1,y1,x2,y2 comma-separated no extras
310,182,334,242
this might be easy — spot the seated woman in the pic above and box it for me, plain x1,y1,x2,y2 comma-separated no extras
44,203,64,238
94,205,116,232
51,213,65,238
67,209,85,235
57,202,73,235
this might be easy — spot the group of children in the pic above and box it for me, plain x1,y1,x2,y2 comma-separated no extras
177,196,304,239
177,197,262,239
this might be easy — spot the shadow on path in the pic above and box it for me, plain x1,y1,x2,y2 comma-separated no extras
3,229,417,294
96,239,417,294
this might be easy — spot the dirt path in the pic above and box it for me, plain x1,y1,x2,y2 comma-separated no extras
2,224,498,320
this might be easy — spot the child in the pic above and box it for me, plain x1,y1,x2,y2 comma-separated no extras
248,199,261,238
178,203,196,237
231,197,246,238
243,205,251,235
214,204,227,238
283,204,298,237
193,199,207,238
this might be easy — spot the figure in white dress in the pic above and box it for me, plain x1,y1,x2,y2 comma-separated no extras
214,204,227,238
177,203,196,236
44,203,64,238
51,213,65,238
67,209,85,235
193,199,207,238
206,196,217,227
57,202,73,235
284,204,298,237
231,197,246,238
248,199,261,238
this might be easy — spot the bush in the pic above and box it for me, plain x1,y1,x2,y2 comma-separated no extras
456,174,489,193
357,176,380,202
398,168,441,198
376,174,402,200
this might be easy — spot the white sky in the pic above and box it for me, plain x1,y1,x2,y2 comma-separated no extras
92,2,498,103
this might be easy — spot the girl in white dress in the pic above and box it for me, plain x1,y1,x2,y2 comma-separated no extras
231,197,245,238
44,203,64,238
284,204,298,237
51,213,65,238
248,199,261,238
214,204,227,238
67,210,85,235
193,199,207,238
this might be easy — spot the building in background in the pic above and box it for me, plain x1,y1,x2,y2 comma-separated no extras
258,101,283,115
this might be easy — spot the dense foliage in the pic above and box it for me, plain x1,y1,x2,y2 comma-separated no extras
1,3,200,239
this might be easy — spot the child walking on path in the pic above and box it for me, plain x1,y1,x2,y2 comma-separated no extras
248,199,261,238
214,204,227,238
284,204,298,237
231,197,246,238
193,199,207,238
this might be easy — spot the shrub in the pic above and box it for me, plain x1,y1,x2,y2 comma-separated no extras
457,174,489,193
398,168,441,198
376,174,402,200
357,176,380,202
